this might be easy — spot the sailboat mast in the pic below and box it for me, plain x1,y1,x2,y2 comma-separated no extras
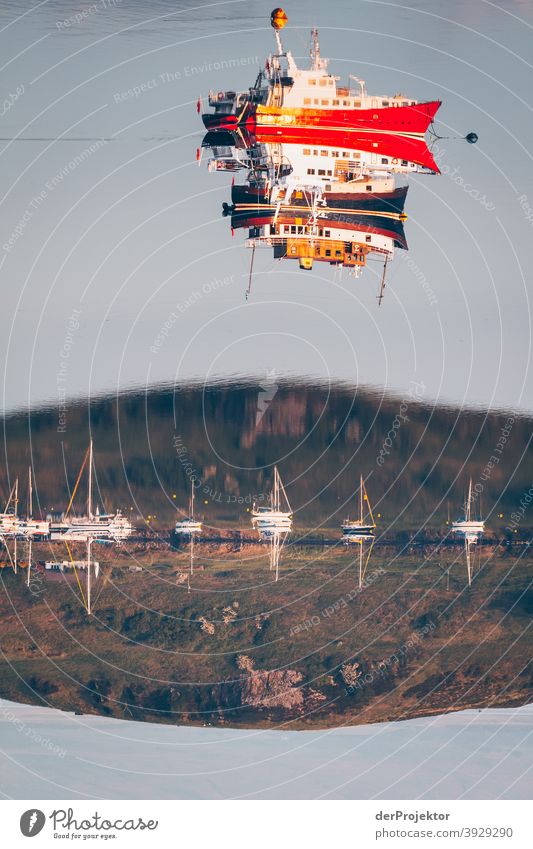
360,474,363,523
88,440,93,521
28,467,33,518
87,537,92,615
466,478,472,523
273,466,279,512
465,538,472,587
13,478,18,573
27,536,32,588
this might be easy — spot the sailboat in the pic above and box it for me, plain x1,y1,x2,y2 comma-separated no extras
451,479,485,542
175,480,202,536
342,475,376,542
50,441,133,542
251,466,292,538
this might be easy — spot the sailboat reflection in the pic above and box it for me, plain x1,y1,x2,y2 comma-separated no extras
341,475,376,587
174,481,202,593
451,478,486,586
252,467,292,581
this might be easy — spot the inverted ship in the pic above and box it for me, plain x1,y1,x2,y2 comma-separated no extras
201,10,441,172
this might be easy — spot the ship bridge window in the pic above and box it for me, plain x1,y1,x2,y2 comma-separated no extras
307,168,315,174
325,249,331,256
381,157,388,164
354,100,361,107
342,151,350,157
343,99,349,105
327,169,333,175
325,184,332,190
304,98,311,105
309,79,316,85
321,149,328,156
366,185,373,191
321,99,329,105
365,235,372,242
318,168,326,175
303,148,311,155
314,98,319,104
325,229,331,237
402,101,408,106
319,228,323,236
269,225,276,235
382,100,389,106
291,225,296,234
332,150,339,157
333,99,339,105
335,249,342,256
319,79,327,86
401,159,408,165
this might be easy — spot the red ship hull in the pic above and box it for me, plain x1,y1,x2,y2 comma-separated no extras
202,100,441,172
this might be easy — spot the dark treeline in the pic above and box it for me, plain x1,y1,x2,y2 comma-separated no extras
1,381,531,531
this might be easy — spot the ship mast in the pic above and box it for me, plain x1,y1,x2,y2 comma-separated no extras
360,474,364,523
309,27,327,71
